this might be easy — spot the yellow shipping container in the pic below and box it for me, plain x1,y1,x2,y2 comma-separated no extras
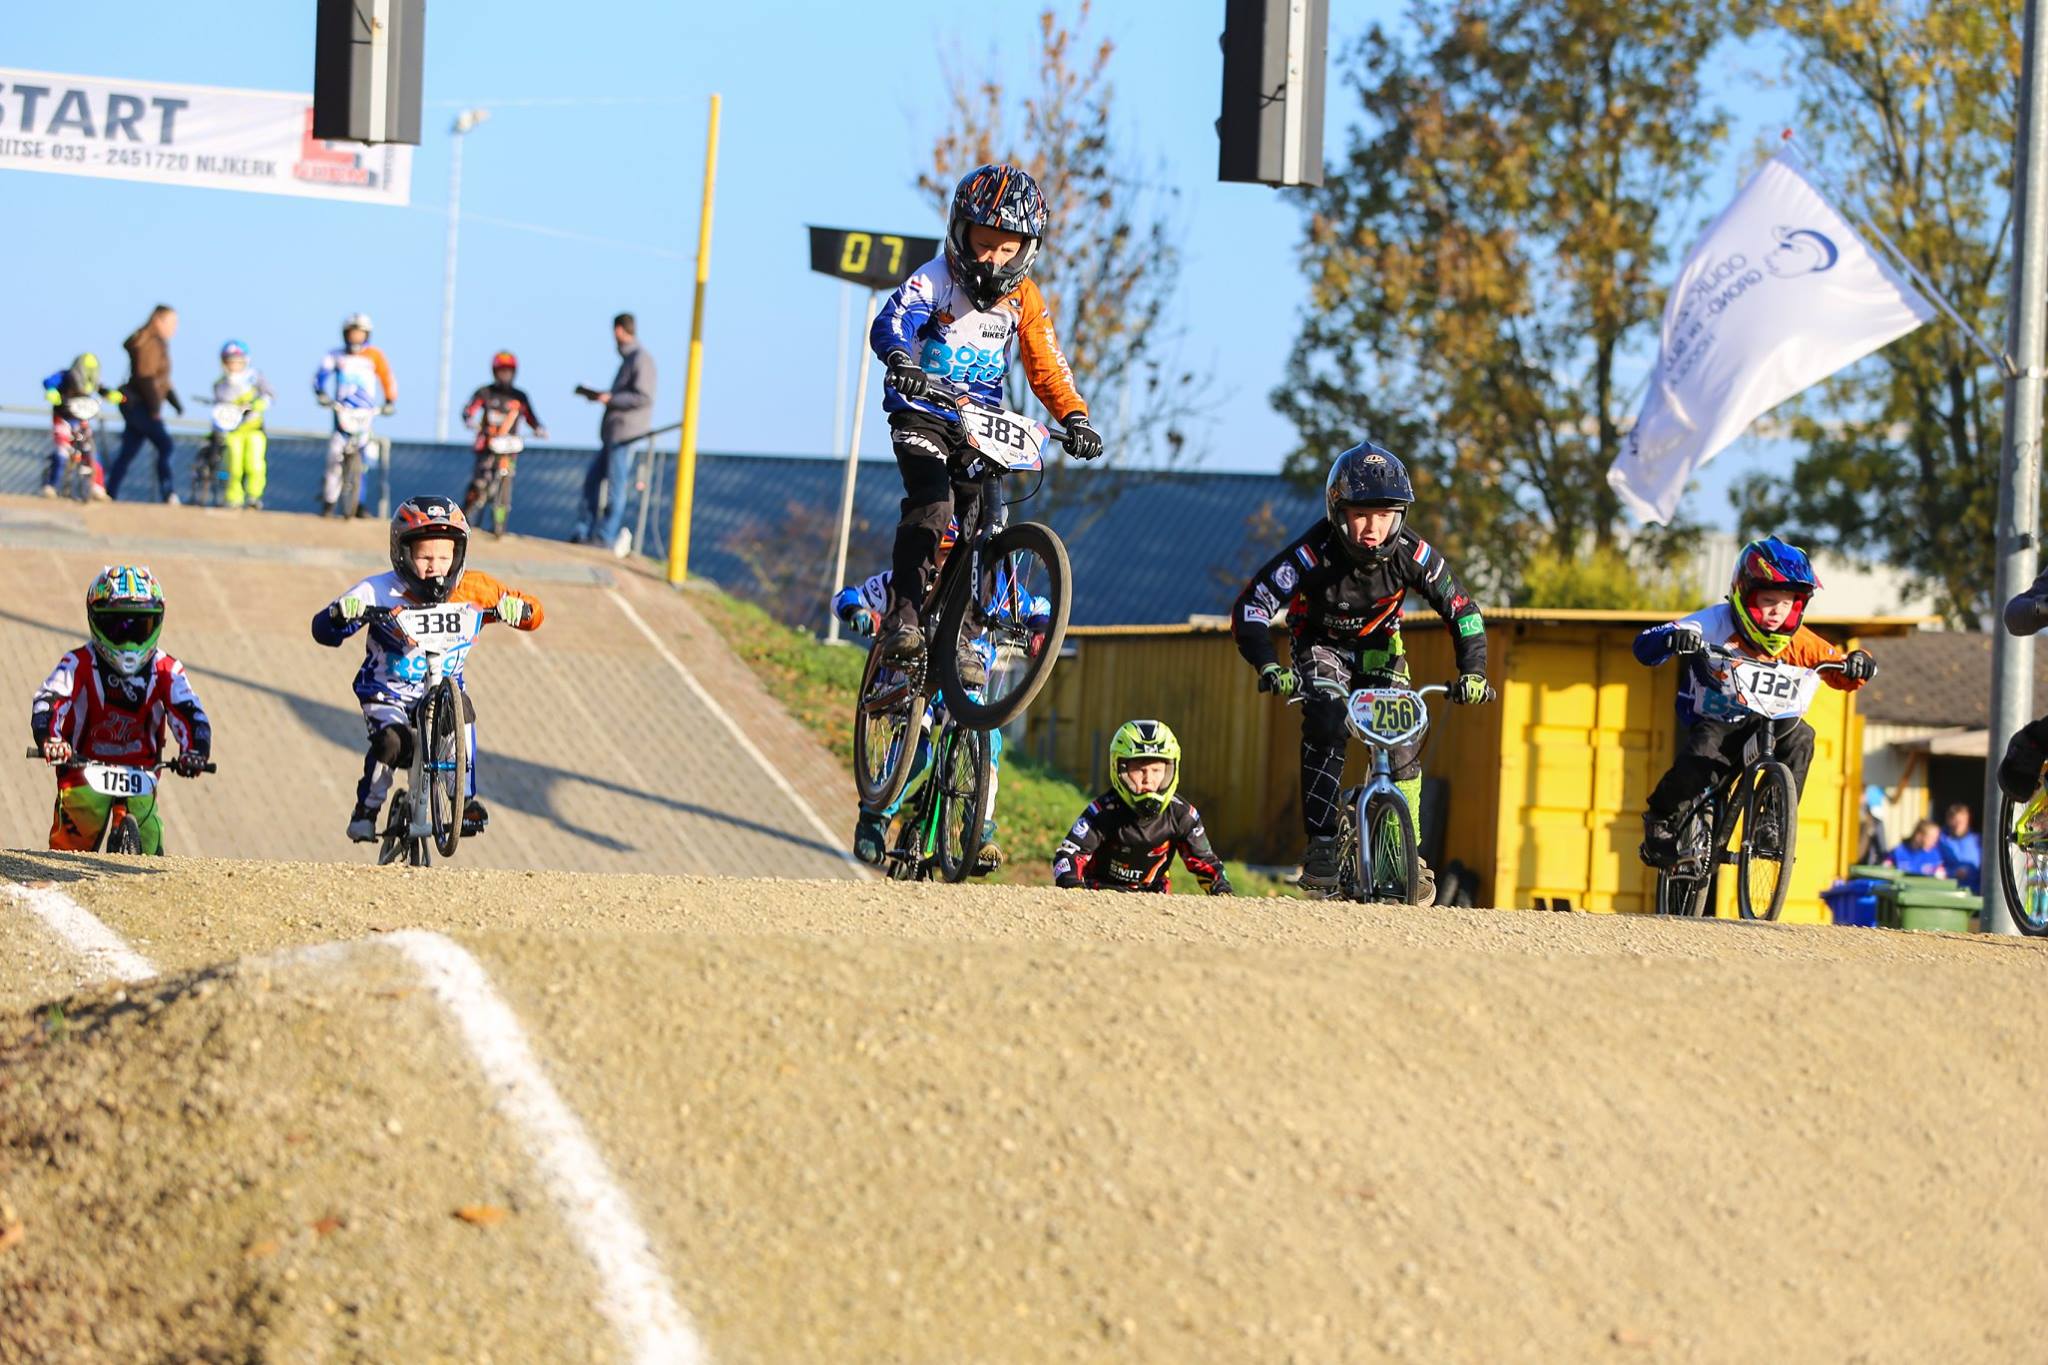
1016,609,1919,919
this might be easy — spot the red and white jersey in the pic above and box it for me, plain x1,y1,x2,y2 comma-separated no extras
34,646,208,778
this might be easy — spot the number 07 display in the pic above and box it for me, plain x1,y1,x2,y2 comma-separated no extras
806,225,940,292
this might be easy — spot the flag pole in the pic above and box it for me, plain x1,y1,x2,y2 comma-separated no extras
1780,131,2009,374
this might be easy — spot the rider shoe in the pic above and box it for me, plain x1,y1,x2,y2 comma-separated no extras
1414,856,1438,908
854,811,888,866
1299,834,1343,892
320,499,336,518
1639,811,1679,869
973,819,1003,877
612,528,634,558
247,498,264,512
346,804,381,844
880,623,925,663
462,799,490,837
956,644,990,690
88,484,110,502
165,493,182,507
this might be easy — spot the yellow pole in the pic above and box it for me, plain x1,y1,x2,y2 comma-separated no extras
667,92,721,584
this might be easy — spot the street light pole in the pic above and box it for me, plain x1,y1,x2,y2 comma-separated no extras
436,108,490,443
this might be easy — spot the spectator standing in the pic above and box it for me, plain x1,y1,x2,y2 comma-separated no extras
1857,784,1888,867
1890,820,1946,877
1938,802,1981,893
107,305,183,502
574,313,656,557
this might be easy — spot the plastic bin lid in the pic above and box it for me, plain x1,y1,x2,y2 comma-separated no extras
1895,890,1983,910
1847,864,1902,881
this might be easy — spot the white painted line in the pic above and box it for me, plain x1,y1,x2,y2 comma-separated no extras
384,930,705,1365
606,587,869,879
3,882,159,983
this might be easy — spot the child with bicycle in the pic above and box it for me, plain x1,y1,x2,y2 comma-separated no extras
462,350,548,531
1233,441,1490,901
31,565,211,852
1634,536,1876,869
210,340,274,509
311,496,543,844
39,353,122,499
870,162,1103,665
833,518,1043,874
1051,720,1233,894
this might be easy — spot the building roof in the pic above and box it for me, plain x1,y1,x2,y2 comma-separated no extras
1855,630,2048,726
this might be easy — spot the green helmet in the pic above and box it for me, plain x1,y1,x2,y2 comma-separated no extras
1109,719,1181,815
86,564,165,677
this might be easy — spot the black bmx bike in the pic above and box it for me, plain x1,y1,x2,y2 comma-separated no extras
360,605,489,866
851,380,1074,811
1654,643,1843,921
879,708,997,883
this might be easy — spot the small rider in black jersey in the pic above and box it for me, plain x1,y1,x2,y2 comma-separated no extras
1233,441,1489,900
461,350,547,521
1051,719,1233,894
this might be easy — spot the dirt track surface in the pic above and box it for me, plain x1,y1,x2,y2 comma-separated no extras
5,853,2047,1362
0,495,859,878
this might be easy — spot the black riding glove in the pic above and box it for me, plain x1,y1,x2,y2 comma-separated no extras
883,351,929,401
1843,649,1877,683
1669,620,1705,655
1063,413,1103,461
1209,877,1235,897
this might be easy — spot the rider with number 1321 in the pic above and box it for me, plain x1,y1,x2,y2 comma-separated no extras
1634,535,1876,868
311,496,543,844
870,162,1104,662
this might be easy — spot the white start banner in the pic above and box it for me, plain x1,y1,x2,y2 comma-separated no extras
0,67,411,207
1607,150,1935,524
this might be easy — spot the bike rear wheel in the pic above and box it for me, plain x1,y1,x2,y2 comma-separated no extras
1350,788,1419,905
423,680,468,859
1997,793,2048,935
933,725,993,884
1736,761,1796,921
852,643,924,811
931,521,1071,730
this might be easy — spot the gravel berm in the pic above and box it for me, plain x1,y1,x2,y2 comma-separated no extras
5,852,2047,1362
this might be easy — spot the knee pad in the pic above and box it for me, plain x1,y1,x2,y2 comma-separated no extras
369,723,414,770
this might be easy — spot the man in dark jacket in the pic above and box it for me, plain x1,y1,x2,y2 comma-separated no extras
107,305,183,503
574,313,657,556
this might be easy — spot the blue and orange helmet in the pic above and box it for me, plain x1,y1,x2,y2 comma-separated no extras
1728,535,1820,656
945,163,1048,311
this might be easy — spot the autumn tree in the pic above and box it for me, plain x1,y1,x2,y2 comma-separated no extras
1277,0,1743,596
1735,3,2018,625
920,2,1205,491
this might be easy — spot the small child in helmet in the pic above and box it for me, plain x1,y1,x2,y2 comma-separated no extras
1233,441,1490,902
39,352,123,498
1634,535,1876,868
31,565,211,852
1052,720,1232,894
212,340,274,509
310,496,543,844
832,518,1039,875
869,162,1104,662
462,349,547,534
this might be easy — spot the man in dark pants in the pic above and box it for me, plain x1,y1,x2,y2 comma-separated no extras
574,313,657,557
107,304,183,503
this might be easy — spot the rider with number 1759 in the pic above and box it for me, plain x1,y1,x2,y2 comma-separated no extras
1233,442,1490,901
869,162,1104,664
311,496,544,846
1634,536,1876,869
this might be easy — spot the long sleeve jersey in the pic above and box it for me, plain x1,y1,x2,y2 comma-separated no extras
314,346,396,406
1051,790,1229,893
311,569,543,707
44,368,121,405
1232,521,1487,677
463,381,545,444
212,368,274,414
1633,603,1862,729
32,647,210,781
870,256,1087,424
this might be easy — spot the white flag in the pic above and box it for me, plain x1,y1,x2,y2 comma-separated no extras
1608,151,1934,524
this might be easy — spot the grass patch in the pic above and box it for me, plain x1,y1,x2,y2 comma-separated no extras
694,589,1296,896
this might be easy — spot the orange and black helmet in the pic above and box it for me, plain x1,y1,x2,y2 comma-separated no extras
491,350,517,376
389,495,469,603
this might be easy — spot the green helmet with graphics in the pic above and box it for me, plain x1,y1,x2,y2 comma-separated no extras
86,564,166,676
1109,718,1181,815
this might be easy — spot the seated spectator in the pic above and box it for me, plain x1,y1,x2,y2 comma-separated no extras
1938,801,1981,893
1890,820,1946,877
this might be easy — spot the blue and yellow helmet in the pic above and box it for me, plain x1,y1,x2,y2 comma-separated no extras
86,565,165,676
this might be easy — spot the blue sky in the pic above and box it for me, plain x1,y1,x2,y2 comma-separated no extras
4,1,1796,527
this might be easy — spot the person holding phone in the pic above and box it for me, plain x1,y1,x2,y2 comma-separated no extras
572,313,656,557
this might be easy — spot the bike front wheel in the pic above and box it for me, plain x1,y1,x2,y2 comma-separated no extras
423,680,468,859
1736,761,1796,921
933,724,993,884
1351,788,1419,905
1997,794,2048,935
931,521,1072,730
105,813,142,856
